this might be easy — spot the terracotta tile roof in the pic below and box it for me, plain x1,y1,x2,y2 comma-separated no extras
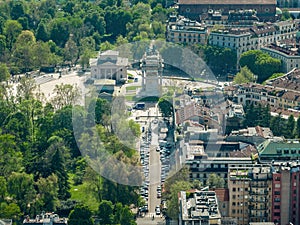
178,0,276,5
213,188,229,202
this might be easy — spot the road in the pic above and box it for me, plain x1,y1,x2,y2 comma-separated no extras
137,114,165,225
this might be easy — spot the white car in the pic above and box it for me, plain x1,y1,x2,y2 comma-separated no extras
155,206,161,215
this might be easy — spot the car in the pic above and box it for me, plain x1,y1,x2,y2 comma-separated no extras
155,206,161,215
156,146,160,152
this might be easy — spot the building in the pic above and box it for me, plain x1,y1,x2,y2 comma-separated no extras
271,162,300,225
228,165,273,225
139,45,163,97
177,0,277,22
228,166,251,225
261,39,300,72
23,213,67,225
209,20,300,60
166,15,208,45
226,126,274,145
213,188,230,217
89,50,128,83
200,9,259,26
179,190,222,225
257,138,300,162
233,83,300,111
248,166,273,223
0,219,12,225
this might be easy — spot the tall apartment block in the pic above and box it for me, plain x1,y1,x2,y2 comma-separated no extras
272,162,300,225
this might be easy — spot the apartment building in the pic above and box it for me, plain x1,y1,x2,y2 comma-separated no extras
234,83,300,110
228,165,273,225
177,0,276,22
257,138,300,163
248,166,273,223
209,20,299,59
166,15,208,45
228,166,251,225
179,190,222,225
271,162,300,225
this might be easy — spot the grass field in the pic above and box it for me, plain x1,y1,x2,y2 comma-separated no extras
69,175,99,212
126,86,141,91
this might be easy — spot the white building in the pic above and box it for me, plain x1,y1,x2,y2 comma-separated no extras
179,190,221,225
89,50,128,83
209,20,300,60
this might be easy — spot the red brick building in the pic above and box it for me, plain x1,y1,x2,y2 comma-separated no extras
177,0,276,22
272,163,300,225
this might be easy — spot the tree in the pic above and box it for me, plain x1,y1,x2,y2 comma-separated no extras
296,117,300,138
4,20,22,50
36,22,49,42
51,84,80,110
0,134,23,177
0,176,7,202
158,97,173,117
239,50,282,83
7,172,36,213
0,203,23,221
64,37,79,64
46,139,70,200
36,174,59,211
50,18,70,47
13,30,37,72
285,114,295,138
233,66,255,84
0,63,10,82
68,205,94,225
166,181,192,219
98,200,114,225
207,173,225,188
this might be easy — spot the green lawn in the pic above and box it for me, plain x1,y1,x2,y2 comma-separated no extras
125,95,137,101
126,86,140,91
69,176,99,212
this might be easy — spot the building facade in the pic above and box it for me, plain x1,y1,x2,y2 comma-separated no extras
179,190,222,225
166,15,208,45
209,20,299,59
177,0,277,22
89,50,128,83
271,162,300,225
139,45,163,97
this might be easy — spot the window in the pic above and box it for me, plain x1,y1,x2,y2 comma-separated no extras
275,205,280,209
274,198,280,202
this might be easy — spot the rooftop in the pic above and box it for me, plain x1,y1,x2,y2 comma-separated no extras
180,190,221,222
178,0,276,5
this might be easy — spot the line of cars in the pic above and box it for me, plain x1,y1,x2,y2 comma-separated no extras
138,124,152,214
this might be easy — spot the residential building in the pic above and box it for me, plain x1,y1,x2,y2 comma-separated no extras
226,126,274,145
179,190,222,225
23,213,67,225
257,138,300,163
271,161,300,225
166,15,208,45
200,9,259,26
261,39,300,72
228,166,251,225
0,219,12,225
233,83,300,111
213,188,230,217
209,20,300,59
177,0,277,22
89,50,128,83
248,166,273,223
